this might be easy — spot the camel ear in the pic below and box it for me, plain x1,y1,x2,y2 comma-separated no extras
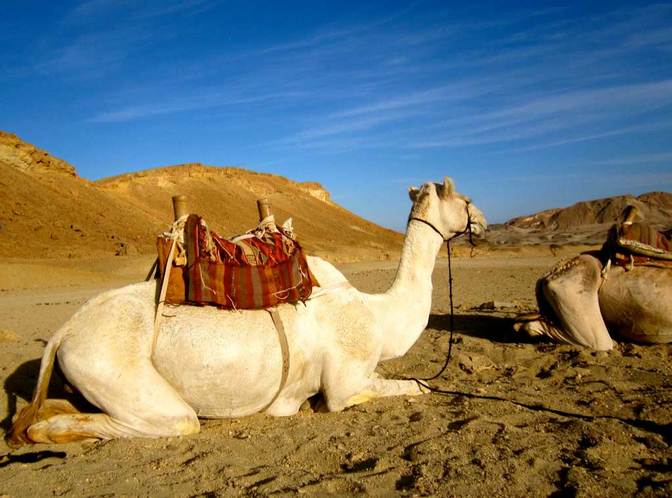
439,177,455,198
408,187,420,202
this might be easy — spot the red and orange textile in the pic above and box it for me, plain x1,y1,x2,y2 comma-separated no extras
157,214,318,308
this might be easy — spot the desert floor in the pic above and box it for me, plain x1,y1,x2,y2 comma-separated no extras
0,254,670,497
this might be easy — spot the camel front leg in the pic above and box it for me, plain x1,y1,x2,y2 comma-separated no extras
345,378,429,408
322,359,429,411
536,254,614,351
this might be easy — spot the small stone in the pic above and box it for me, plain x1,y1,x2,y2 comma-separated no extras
474,300,517,311
0,329,20,342
409,412,423,422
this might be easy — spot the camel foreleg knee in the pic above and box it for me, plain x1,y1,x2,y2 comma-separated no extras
534,255,614,351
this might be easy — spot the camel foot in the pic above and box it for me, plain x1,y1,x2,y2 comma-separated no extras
6,399,80,448
28,414,101,444
514,319,546,337
26,412,201,444
345,378,428,408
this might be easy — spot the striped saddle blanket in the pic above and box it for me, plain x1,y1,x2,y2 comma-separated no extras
157,214,319,308
603,222,672,269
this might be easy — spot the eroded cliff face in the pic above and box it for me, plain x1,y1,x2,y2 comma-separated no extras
0,131,77,177
298,182,333,204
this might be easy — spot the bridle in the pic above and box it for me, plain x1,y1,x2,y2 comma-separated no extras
405,198,477,389
407,198,476,244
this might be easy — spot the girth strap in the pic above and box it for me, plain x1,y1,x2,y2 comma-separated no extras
152,238,177,357
263,308,291,411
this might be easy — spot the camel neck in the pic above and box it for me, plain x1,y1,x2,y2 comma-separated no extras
390,220,444,293
374,220,445,360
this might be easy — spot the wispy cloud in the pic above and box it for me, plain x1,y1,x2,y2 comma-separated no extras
623,26,672,49
474,170,672,190
38,1,224,80
252,4,672,153
331,80,487,119
88,90,304,123
586,152,672,166
504,119,672,153
63,0,132,25
407,80,672,149
134,0,223,19
34,27,154,78
23,0,672,162
64,0,220,24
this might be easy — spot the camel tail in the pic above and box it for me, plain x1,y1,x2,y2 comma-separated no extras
6,329,65,448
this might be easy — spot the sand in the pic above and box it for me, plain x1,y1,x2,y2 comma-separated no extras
0,254,670,497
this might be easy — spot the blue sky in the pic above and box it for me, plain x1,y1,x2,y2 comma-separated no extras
2,1,671,229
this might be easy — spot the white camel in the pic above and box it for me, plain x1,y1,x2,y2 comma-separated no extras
8,178,486,446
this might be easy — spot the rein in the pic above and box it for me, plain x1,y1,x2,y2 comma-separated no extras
405,200,475,391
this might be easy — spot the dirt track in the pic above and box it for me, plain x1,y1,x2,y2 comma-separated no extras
0,254,670,497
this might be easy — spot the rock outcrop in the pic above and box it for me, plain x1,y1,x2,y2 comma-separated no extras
0,131,77,177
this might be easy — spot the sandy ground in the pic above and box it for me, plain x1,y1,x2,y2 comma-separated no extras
0,254,670,497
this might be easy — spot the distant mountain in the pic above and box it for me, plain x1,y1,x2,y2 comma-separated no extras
0,131,402,260
487,192,672,246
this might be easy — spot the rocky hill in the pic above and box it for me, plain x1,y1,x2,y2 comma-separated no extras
0,132,402,261
487,192,672,246
0,131,77,176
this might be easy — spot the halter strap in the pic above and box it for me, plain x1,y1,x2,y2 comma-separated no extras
407,216,448,240
407,200,475,244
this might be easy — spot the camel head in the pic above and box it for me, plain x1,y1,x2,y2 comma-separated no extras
408,177,487,240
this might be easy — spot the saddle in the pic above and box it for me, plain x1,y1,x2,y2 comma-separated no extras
601,214,672,270
156,214,319,309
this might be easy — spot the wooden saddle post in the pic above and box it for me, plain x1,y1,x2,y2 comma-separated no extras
152,195,187,356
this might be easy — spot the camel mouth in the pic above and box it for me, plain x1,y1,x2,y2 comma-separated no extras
470,221,487,239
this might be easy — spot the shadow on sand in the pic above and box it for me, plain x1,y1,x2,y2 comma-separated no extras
428,312,544,345
2,358,96,435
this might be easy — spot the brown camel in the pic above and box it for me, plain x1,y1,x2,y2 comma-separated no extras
515,208,672,350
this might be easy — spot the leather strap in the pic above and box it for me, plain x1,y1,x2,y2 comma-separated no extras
407,200,474,243
262,308,291,411
408,216,448,240
152,238,176,357
145,257,159,281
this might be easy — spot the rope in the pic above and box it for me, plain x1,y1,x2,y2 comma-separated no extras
403,202,476,391
405,240,455,390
